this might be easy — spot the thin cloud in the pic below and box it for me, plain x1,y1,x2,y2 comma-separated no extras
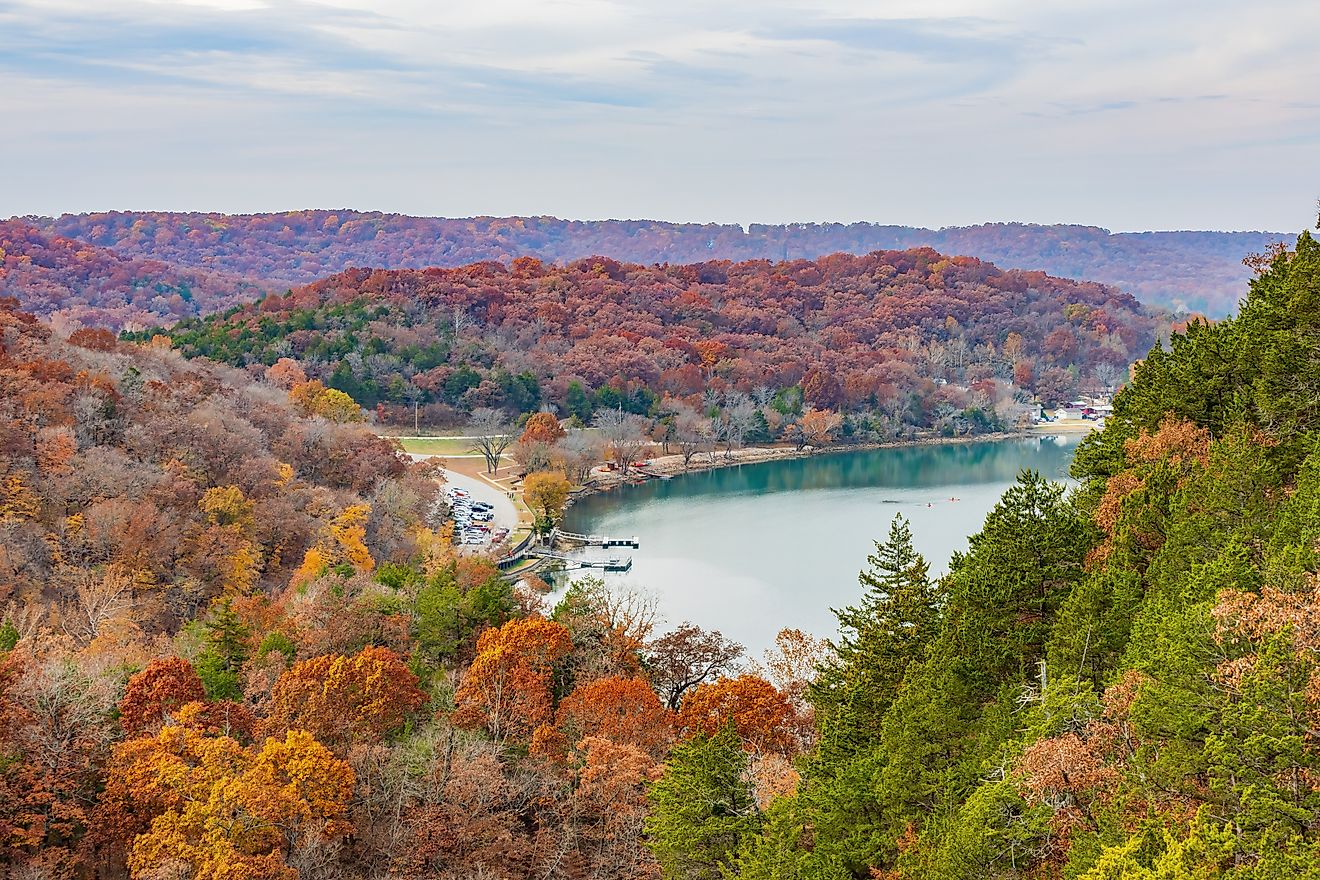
0,0,1313,231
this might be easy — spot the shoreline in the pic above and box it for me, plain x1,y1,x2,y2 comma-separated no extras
400,423,1094,557
569,426,1086,502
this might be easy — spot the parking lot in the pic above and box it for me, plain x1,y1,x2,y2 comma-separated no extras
431,467,521,552
445,485,510,547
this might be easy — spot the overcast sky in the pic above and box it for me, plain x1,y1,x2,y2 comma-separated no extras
2,0,1316,231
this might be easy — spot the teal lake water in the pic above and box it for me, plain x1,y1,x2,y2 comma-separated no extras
561,435,1082,653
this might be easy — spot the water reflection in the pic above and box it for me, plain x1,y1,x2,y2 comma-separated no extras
561,436,1080,653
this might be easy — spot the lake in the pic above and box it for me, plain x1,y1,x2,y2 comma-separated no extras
560,434,1083,654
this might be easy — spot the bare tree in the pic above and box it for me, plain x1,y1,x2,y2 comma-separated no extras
700,413,722,465
651,398,684,455
672,403,706,470
1092,362,1125,393
402,381,425,434
593,409,650,475
721,391,757,460
645,623,744,710
554,429,603,484
466,408,513,474
60,564,136,648
947,336,970,371
513,437,556,475
451,305,474,337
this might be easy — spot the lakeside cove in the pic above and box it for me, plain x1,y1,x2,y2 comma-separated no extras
573,421,1095,494
557,433,1083,652
404,424,1097,585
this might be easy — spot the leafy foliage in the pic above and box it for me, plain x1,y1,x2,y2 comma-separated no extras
0,219,267,329
32,210,1288,316
142,248,1162,432
2,225,1317,880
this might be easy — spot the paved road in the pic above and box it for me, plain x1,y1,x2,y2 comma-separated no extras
410,454,520,535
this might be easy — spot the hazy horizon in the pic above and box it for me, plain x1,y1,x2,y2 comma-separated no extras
4,207,1296,237
2,1,1316,233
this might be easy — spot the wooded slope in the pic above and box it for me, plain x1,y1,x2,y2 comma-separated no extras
0,220,267,329
688,228,1320,878
33,211,1287,316
149,249,1162,429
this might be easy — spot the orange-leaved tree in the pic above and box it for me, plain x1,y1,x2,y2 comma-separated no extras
264,646,425,751
105,723,354,880
265,357,308,390
553,676,673,759
798,407,842,448
520,412,566,445
0,649,113,871
573,735,664,873
453,617,573,742
677,674,797,755
118,657,206,737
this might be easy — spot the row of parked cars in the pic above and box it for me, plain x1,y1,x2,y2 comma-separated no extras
447,487,507,547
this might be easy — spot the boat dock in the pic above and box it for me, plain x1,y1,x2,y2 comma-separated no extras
497,528,640,580
525,548,633,572
554,530,640,549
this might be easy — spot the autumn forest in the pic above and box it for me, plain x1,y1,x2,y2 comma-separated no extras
1,211,1287,329
0,214,1316,880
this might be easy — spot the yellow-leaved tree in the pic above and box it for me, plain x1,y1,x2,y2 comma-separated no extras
0,470,39,522
293,503,375,584
199,485,262,593
523,471,571,534
104,720,354,880
288,380,365,423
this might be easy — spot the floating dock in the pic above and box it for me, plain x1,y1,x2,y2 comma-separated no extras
555,530,640,549
525,548,633,572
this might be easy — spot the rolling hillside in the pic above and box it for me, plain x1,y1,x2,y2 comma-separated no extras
35,210,1286,317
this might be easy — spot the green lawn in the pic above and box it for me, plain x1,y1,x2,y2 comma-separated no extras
394,437,485,456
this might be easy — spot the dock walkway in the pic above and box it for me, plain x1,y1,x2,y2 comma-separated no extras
524,548,633,572
555,530,640,548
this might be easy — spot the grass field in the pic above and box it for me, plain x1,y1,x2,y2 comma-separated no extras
394,437,486,456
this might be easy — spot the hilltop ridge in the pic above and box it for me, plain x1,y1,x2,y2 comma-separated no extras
8,211,1288,321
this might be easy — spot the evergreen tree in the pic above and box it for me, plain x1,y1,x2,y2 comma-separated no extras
566,380,593,422
194,598,249,700
811,514,938,757
644,725,760,880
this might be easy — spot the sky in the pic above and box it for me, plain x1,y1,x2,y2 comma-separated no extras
1,0,1316,232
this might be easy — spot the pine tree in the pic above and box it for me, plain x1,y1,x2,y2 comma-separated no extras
644,724,760,880
811,514,939,757
194,598,249,701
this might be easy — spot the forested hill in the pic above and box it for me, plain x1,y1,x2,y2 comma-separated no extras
34,210,1287,316
146,249,1164,432
0,219,269,329
0,299,418,627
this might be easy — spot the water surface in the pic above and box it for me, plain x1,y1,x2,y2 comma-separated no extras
561,435,1081,653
